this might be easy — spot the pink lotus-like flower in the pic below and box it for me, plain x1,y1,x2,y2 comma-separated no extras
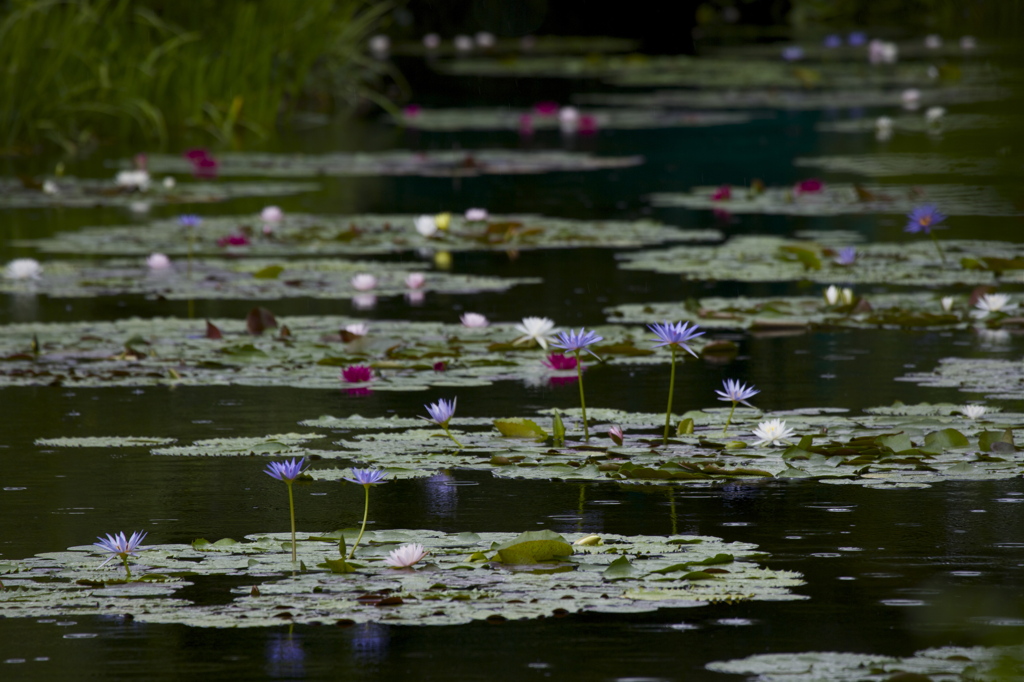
518,114,534,136
433,361,447,372
344,323,369,338
464,208,488,222
183,148,218,178
147,253,171,270
351,274,377,291
794,178,824,195
711,185,731,201
384,543,428,568
460,312,489,328
405,272,426,289
261,206,283,222
217,233,250,247
534,101,559,116
342,365,373,383
579,114,598,135
608,425,624,446
542,353,578,370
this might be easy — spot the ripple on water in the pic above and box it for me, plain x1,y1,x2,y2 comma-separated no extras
969,617,1024,627
880,599,927,606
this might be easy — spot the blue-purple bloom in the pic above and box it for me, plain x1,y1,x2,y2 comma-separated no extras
834,246,857,266
823,34,842,48
781,46,804,61
551,329,604,359
264,458,309,482
648,321,704,356
905,205,947,234
848,31,867,46
94,530,147,568
179,214,202,227
343,468,388,486
716,379,760,407
422,398,457,426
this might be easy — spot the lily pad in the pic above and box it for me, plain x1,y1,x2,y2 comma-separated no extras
397,107,755,132
17,213,718,258
0,316,709,391
617,235,1024,286
793,153,1009,178
34,436,177,447
707,645,1024,681
390,35,639,57
576,85,1010,111
649,183,1024,217
0,177,319,209
0,530,805,628
141,150,643,178
898,357,1024,401
817,113,1014,136
0,257,539,301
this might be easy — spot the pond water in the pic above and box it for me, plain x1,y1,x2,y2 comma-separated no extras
2,30,1024,681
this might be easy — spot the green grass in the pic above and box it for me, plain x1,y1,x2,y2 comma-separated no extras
0,0,395,153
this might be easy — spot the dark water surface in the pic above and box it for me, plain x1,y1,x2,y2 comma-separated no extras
2,32,1024,681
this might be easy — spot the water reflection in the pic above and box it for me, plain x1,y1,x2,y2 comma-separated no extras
349,623,390,666
266,629,305,678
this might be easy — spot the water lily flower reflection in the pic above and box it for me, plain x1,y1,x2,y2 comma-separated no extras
384,543,429,568
94,530,148,576
513,316,556,349
752,419,795,447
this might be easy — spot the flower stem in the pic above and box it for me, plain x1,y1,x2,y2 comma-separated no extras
442,425,463,448
663,346,677,445
122,555,132,579
349,484,371,559
930,232,946,264
575,350,589,441
187,225,194,278
722,402,737,436
286,480,297,563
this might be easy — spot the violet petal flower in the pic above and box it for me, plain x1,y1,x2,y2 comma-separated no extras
550,329,603,359
422,397,457,426
179,214,202,227
264,458,309,483
716,379,760,408
343,468,388,486
648,321,704,357
94,530,148,567
905,205,947,234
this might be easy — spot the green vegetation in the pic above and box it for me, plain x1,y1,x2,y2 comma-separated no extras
0,0,394,153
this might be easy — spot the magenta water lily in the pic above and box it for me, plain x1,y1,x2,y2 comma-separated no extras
649,321,704,444
421,397,463,448
264,457,309,562
94,530,147,577
716,379,760,436
344,468,388,558
551,328,604,441
905,204,948,263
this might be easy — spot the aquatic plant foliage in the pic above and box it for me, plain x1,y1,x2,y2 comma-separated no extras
17,214,718,257
817,113,1012,135
606,292,1001,332
395,107,754,131
576,86,1009,110
142,150,643,178
707,645,1024,681
0,530,804,627
649,183,1023,217
793,153,1004,177
0,258,538,301
0,316,688,391
617,236,1024,286
44,404,1024,487
390,35,639,57
898,358,1024,401
0,178,318,209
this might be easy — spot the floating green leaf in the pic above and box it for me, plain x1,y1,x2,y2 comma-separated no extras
493,530,573,564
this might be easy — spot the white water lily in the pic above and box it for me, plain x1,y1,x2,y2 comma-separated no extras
384,543,428,568
941,296,955,312
475,31,495,48
960,36,976,50
972,293,1014,318
875,116,893,131
513,316,556,349
4,258,42,280
925,107,946,124
460,312,489,328
369,34,390,57
824,285,841,306
162,176,176,189
422,33,441,50
261,206,283,222
559,106,580,134
960,404,990,420
414,215,438,237
42,179,59,195
752,419,795,447
924,34,942,49
404,272,426,289
147,253,171,270
465,208,488,221
115,169,150,191
345,323,369,337
453,34,473,52
351,274,377,291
